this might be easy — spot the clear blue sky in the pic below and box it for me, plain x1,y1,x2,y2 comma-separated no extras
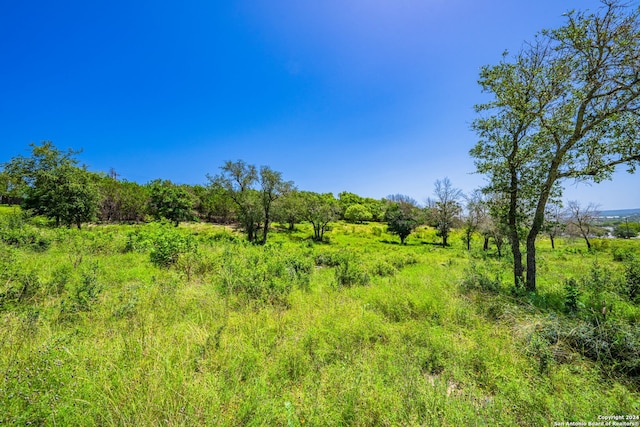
1,0,638,210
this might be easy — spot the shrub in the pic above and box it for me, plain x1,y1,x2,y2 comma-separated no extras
149,227,198,268
563,278,582,314
612,247,636,262
217,245,312,305
623,257,640,303
334,252,370,288
372,261,397,277
460,263,501,293
0,213,51,251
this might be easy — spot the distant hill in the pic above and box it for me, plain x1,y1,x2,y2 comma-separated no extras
599,208,640,220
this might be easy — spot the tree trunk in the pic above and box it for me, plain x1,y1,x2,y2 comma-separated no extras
508,170,524,288
583,235,591,250
261,209,270,245
550,236,555,250
483,236,489,251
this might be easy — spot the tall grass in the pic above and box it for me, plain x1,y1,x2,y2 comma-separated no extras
1,214,639,425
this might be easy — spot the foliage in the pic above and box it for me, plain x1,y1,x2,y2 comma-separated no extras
211,160,292,244
333,251,370,288
460,262,501,293
471,1,640,291
563,277,582,314
384,201,420,245
344,203,372,223
623,257,640,303
98,177,149,223
614,221,640,239
3,141,100,228
148,179,195,226
301,192,339,242
149,227,198,268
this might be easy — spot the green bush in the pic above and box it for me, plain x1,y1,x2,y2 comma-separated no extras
334,252,370,288
460,263,501,293
563,278,582,314
623,257,640,303
217,245,313,305
148,227,198,268
612,247,636,262
0,213,51,251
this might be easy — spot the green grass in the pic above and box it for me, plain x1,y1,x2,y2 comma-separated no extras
1,214,639,425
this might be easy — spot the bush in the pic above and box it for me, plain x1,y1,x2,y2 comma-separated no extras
147,226,198,268
623,257,640,303
563,278,582,314
334,252,370,288
612,247,636,262
0,213,51,251
217,245,313,305
460,263,501,293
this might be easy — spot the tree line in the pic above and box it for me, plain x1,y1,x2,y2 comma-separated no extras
0,142,471,246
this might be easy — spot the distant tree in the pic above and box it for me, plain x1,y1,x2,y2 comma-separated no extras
344,204,372,224
543,203,566,250
461,190,487,250
338,191,364,218
432,178,463,247
386,194,420,207
211,160,291,243
258,166,293,244
0,171,11,204
273,189,305,230
385,201,420,245
3,141,99,228
614,220,640,239
301,192,339,241
363,198,385,222
210,160,261,242
566,201,600,250
148,180,195,226
471,1,640,291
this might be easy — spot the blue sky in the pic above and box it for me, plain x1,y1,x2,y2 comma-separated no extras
1,0,638,210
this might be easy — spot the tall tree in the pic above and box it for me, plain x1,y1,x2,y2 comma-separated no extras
471,1,640,291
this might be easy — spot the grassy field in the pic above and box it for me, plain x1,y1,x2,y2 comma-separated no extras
1,206,639,426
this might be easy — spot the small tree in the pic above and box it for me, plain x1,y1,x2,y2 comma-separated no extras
566,201,600,250
273,189,305,231
543,203,566,250
431,178,463,247
301,192,339,241
461,190,487,250
385,201,420,245
613,220,640,239
148,180,195,226
210,160,291,244
4,141,99,228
